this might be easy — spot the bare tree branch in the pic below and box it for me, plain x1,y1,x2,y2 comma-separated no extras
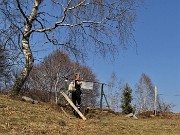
16,0,29,23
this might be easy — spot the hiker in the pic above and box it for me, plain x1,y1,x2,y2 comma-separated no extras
72,73,82,117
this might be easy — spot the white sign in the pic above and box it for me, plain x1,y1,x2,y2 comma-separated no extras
81,81,94,90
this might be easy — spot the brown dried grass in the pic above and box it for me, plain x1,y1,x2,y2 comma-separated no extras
0,94,180,135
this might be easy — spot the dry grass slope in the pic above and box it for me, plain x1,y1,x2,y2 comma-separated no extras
0,94,180,135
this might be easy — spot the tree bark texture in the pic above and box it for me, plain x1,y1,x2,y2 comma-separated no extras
12,0,41,95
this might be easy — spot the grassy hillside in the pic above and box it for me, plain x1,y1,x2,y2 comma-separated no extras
0,94,180,135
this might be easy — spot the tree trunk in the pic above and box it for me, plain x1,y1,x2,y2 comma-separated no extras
12,0,41,95
12,38,34,95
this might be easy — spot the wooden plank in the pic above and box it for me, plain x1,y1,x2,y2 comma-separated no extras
61,92,86,121
60,107,72,119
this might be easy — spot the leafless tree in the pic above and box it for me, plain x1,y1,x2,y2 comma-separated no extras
24,50,99,106
0,0,139,95
0,43,12,91
135,73,154,113
107,73,126,112
108,72,117,110
157,96,175,113
0,44,7,91
24,50,73,102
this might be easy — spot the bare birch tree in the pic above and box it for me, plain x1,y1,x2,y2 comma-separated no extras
108,72,117,110
136,73,154,113
0,0,139,95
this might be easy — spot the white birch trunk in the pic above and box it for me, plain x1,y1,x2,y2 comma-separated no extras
54,73,60,104
12,0,41,94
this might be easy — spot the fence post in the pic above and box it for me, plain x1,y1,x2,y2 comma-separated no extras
100,83,110,110
154,86,157,116
100,83,104,110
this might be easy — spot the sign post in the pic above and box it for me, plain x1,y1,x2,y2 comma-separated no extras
100,83,110,110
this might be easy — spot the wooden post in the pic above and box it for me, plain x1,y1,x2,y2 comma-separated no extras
61,92,86,121
100,83,104,110
154,86,157,116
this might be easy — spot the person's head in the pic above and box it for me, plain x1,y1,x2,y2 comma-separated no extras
75,73,80,80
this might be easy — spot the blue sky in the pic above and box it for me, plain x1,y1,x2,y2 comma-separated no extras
34,0,180,112
86,0,180,112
